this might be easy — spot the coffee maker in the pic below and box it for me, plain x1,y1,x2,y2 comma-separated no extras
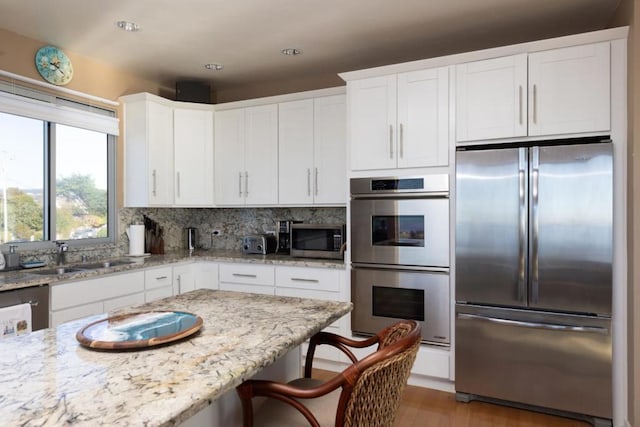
276,220,301,254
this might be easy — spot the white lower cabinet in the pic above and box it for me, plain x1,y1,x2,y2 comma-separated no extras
50,271,146,327
275,266,347,364
144,266,173,302
219,263,275,295
174,264,196,294
195,262,219,290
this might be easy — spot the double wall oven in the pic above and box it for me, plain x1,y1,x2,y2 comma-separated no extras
350,175,450,345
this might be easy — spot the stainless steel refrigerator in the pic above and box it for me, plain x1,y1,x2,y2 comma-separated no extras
455,140,613,424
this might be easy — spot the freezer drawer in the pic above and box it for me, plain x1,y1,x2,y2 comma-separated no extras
455,304,611,419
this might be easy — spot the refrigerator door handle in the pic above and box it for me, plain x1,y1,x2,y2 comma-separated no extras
518,149,527,303
457,313,609,335
530,147,540,304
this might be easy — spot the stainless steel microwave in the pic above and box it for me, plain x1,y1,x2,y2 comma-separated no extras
290,224,346,259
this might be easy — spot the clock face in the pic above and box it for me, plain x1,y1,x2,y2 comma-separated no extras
35,46,74,86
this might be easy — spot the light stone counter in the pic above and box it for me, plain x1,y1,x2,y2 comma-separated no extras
0,249,345,292
0,289,352,426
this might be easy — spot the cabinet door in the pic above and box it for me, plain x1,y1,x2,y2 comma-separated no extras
195,262,219,290
349,75,397,170
313,95,346,204
397,67,449,167
245,104,278,205
528,42,610,136
456,54,527,141
174,264,196,294
147,101,175,205
214,108,246,205
174,108,214,206
278,99,314,205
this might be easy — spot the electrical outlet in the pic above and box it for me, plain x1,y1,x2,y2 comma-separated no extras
211,229,222,236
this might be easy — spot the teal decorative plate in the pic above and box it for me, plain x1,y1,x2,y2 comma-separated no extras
76,311,203,350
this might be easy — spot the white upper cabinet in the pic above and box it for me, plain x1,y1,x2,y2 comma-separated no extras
456,42,610,142
313,95,347,204
349,68,449,171
278,95,346,205
122,93,215,207
214,104,278,206
278,99,315,205
123,95,174,206
456,54,528,141
173,108,214,206
397,68,449,168
528,42,610,136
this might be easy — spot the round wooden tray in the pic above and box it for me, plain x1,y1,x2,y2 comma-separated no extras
76,311,203,350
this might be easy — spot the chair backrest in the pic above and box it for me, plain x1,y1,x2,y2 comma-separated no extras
337,320,421,427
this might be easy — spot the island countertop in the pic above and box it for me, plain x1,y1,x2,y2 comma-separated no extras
0,289,352,426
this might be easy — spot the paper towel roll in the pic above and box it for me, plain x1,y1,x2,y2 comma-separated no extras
126,225,145,256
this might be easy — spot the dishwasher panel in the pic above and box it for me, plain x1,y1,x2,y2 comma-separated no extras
455,304,612,419
0,285,49,331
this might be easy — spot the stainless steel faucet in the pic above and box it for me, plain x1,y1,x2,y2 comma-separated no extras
55,241,68,265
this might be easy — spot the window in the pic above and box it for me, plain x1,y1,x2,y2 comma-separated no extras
0,88,117,247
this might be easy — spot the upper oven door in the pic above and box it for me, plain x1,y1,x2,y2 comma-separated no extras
351,196,449,267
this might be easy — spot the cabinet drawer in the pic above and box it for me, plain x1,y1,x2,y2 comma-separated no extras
276,267,341,292
51,271,145,310
145,266,173,289
219,263,274,286
145,286,174,302
103,292,145,313
50,302,103,327
220,282,275,295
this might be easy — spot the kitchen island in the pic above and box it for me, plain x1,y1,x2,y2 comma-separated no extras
0,289,352,426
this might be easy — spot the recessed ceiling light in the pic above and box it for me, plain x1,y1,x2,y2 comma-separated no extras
281,48,302,56
204,63,224,71
116,21,140,32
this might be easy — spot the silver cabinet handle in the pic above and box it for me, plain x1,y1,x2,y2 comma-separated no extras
291,278,319,283
307,168,311,197
314,167,319,196
24,300,39,307
155,276,168,280
245,171,249,197
389,125,394,159
532,84,538,124
152,170,157,196
518,148,527,303
518,85,523,125
233,273,257,278
457,313,609,334
530,147,540,304
176,172,181,198
238,172,243,198
399,123,404,158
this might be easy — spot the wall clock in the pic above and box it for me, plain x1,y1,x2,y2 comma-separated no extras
35,45,74,86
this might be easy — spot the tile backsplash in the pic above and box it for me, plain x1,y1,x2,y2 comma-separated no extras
120,206,346,252
14,207,345,265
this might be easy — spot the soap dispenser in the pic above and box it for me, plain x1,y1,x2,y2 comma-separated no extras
6,245,19,269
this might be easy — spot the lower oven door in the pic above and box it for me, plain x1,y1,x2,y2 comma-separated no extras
351,266,449,346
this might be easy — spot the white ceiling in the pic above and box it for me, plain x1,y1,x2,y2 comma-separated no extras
0,0,622,100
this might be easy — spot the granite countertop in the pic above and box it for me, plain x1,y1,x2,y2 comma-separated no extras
0,289,353,426
0,249,345,292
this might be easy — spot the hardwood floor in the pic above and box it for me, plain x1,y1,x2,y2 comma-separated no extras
313,369,589,427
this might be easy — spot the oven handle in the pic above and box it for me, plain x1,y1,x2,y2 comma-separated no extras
351,263,449,273
351,192,449,200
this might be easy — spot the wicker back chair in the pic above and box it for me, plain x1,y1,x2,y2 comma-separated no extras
236,320,421,427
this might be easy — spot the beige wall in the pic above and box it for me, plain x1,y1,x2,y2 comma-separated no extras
0,28,177,207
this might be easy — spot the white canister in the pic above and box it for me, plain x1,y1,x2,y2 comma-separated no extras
126,225,145,255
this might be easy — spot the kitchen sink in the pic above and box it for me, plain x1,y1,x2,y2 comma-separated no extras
30,267,87,275
73,259,136,269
